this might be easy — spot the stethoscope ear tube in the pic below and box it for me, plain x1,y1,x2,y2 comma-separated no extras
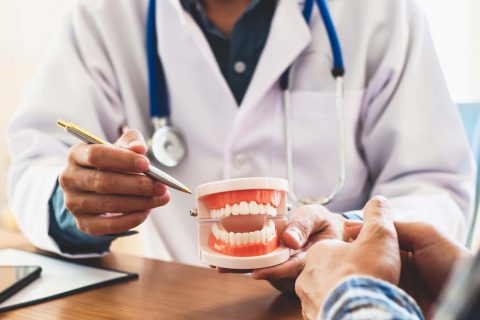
285,0,347,207
314,0,345,76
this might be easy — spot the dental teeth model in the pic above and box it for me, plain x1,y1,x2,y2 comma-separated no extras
194,178,291,269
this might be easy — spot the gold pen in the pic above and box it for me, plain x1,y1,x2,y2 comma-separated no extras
57,120,192,194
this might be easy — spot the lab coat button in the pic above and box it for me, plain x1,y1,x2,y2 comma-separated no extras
234,61,246,74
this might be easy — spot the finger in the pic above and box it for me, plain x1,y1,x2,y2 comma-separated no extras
345,220,363,228
70,143,150,173
251,252,306,280
357,195,396,241
266,278,297,295
116,127,148,155
394,221,445,253
63,167,168,197
65,191,170,214
344,221,363,240
75,210,151,236
394,221,422,252
282,205,335,250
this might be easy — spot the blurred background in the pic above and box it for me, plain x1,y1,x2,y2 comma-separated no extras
1,0,479,253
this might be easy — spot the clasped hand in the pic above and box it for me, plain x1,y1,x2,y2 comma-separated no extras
256,196,472,319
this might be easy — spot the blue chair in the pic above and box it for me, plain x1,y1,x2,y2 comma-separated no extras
458,103,480,248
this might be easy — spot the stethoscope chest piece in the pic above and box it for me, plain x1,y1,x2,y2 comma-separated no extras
149,117,187,168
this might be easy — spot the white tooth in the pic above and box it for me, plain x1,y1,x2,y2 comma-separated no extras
242,233,249,245
271,206,277,217
219,208,225,219
268,219,275,228
261,228,267,243
222,231,228,243
258,204,265,214
268,221,276,240
249,201,259,215
232,204,240,215
225,204,232,217
210,210,215,218
229,232,236,246
254,230,262,243
235,233,242,246
248,232,256,244
239,201,249,215
219,227,225,240
267,204,274,216
212,223,217,237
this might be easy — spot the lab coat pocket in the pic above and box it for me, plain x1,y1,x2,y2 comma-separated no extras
289,90,367,205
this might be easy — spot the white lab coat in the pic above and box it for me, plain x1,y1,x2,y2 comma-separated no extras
7,0,475,264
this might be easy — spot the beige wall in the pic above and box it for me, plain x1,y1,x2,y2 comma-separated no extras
0,0,73,227
0,1,142,254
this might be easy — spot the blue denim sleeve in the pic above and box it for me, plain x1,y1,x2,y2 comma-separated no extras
341,211,363,221
322,276,424,320
48,182,116,255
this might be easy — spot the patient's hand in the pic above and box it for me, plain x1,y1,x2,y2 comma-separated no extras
59,128,170,236
295,197,401,319
251,204,349,294
346,218,473,318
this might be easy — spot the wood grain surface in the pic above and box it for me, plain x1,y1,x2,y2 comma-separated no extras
0,228,301,319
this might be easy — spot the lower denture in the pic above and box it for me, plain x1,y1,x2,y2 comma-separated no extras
208,230,279,257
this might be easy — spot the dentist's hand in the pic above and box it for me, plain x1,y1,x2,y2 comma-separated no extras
251,204,350,294
59,128,170,236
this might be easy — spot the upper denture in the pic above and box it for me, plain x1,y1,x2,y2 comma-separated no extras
202,189,283,211
210,201,277,219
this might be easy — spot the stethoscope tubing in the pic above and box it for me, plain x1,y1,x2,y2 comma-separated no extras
146,0,169,119
284,0,347,206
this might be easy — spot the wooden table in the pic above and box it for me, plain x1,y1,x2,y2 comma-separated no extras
0,228,301,319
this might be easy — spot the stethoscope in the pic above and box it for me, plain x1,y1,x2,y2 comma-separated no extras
146,0,346,206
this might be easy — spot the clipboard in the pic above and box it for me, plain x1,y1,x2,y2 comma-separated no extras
0,248,138,312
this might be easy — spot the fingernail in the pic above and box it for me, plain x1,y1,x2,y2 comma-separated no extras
344,220,363,228
128,141,142,148
372,195,388,202
135,157,149,171
286,228,303,245
155,182,166,195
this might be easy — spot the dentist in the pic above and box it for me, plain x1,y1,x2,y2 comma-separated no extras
7,0,474,291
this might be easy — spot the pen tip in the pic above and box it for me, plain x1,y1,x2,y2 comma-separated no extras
184,187,193,194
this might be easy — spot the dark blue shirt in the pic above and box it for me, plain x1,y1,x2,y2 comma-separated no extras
182,0,276,104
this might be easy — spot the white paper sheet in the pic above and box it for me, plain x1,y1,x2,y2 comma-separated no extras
0,248,135,311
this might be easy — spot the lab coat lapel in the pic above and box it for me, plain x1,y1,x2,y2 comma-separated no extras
161,0,238,108
240,0,312,109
